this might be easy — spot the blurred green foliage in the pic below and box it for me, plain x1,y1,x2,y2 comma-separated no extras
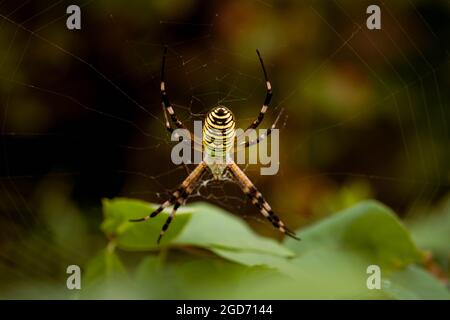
407,196,450,269
77,198,448,299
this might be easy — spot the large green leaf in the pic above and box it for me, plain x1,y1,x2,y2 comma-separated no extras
172,202,294,257
133,254,289,299
92,198,449,299
211,248,299,275
101,198,192,249
208,201,449,299
101,198,294,257
286,200,423,268
280,201,449,299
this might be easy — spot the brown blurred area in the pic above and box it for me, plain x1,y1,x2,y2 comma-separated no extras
0,0,449,285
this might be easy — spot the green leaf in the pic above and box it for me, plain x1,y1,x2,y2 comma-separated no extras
101,198,192,250
406,195,450,263
94,198,448,300
101,198,293,258
210,248,299,275
277,200,448,299
133,253,288,299
286,200,423,269
173,202,294,257
384,265,450,300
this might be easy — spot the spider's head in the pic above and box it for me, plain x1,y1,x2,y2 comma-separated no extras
210,106,234,119
205,105,235,129
205,105,235,128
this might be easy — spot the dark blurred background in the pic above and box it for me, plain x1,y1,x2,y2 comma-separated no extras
0,0,449,295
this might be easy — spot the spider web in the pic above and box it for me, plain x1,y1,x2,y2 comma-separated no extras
0,0,449,290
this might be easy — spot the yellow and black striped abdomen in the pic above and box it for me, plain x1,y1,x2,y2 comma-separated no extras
203,106,235,159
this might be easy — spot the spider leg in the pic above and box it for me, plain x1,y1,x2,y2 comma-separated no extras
244,49,273,132
163,103,204,155
161,47,205,153
233,50,275,150
157,161,207,243
227,161,299,240
129,161,208,243
162,103,175,135
161,46,190,132
128,187,184,222
157,200,181,244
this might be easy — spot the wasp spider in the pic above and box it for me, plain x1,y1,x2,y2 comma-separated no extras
130,47,299,243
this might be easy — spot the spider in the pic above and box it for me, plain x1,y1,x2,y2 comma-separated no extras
130,47,299,243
